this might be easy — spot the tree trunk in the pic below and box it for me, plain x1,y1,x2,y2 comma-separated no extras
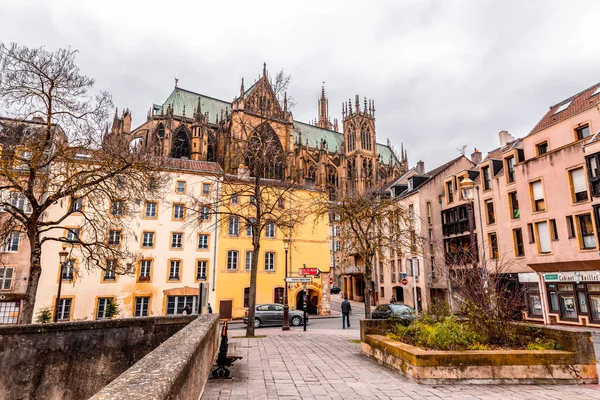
363,256,373,319
245,239,260,337
21,229,42,324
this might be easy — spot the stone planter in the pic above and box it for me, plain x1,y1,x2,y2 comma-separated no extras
360,319,598,385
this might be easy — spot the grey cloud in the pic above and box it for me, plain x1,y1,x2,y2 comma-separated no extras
2,0,600,169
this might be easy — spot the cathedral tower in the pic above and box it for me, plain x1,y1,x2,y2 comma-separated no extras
342,95,377,192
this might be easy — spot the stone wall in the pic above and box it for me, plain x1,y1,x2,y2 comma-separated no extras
91,314,220,399
0,315,196,400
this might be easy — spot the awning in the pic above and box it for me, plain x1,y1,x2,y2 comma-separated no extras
527,260,600,273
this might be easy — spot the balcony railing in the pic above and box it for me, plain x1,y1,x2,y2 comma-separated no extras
442,220,470,236
340,265,363,275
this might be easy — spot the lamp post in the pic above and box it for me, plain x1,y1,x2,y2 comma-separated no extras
460,177,488,286
53,249,69,323
282,238,290,331
460,177,477,265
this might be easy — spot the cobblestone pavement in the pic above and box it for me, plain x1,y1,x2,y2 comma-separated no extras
202,327,600,400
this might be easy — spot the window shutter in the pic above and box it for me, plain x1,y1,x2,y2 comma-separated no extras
532,181,544,200
537,221,551,253
572,168,586,193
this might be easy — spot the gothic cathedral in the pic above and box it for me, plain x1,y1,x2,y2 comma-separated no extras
110,65,408,195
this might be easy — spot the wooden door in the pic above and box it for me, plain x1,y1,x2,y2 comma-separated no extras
219,300,233,319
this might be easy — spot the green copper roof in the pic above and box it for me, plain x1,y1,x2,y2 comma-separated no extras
157,88,399,166
158,87,231,122
294,121,344,152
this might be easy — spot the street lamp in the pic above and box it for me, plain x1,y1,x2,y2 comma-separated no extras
282,238,290,331
53,248,69,323
459,177,477,265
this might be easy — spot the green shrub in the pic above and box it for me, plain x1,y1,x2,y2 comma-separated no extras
526,338,562,351
104,299,120,318
35,306,52,323
389,316,487,351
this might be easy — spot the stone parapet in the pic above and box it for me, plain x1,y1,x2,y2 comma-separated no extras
91,314,219,399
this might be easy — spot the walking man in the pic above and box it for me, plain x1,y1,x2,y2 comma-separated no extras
341,296,351,329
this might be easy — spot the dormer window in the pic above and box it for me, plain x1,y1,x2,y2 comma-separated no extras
407,179,413,191
554,100,572,114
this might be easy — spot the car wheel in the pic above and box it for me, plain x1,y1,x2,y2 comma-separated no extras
254,318,261,328
291,316,302,326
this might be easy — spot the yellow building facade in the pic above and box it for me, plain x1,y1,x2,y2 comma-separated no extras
215,187,331,319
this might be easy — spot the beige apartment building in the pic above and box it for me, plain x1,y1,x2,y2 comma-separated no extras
370,156,475,313
33,160,222,321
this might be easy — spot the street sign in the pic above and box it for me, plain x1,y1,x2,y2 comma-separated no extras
401,278,408,286
329,277,333,285
401,273,407,279
299,267,321,276
285,277,312,283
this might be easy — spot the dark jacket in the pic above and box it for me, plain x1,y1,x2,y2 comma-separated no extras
341,300,351,314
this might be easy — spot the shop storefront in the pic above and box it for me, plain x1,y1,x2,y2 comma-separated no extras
543,271,600,326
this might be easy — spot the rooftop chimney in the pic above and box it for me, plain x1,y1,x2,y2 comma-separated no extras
471,148,482,165
499,130,515,147
416,160,425,175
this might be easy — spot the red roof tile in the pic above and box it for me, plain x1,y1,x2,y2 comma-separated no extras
530,82,600,135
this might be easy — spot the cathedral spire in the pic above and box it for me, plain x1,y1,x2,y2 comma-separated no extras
263,62,267,78
240,77,245,98
317,82,330,129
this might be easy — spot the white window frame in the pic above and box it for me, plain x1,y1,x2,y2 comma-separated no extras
196,260,207,280
0,267,14,290
111,200,124,216
96,297,112,319
134,297,149,317
171,233,183,249
169,260,181,280
227,250,239,270
145,201,157,218
245,251,253,271
228,217,240,236
142,232,154,248
140,260,152,279
108,230,121,246
173,204,185,220
265,252,275,271
265,222,275,238
1,232,19,252
198,234,209,249
57,298,72,321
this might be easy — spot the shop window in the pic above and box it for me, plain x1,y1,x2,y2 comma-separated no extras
589,295,600,322
509,192,519,219
559,294,577,319
558,284,573,291
578,292,588,314
527,293,543,317
548,291,559,312
588,284,600,292
569,167,588,203
166,296,197,315
577,213,597,249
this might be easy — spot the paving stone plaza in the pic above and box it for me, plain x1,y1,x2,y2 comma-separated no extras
202,327,600,400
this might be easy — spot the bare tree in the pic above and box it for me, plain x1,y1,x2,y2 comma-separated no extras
0,42,164,323
272,69,296,110
317,189,415,318
188,79,313,336
442,246,525,345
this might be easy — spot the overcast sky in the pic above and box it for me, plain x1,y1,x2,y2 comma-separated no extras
2,0,600,170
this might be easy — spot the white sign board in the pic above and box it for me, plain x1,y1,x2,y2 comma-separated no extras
544,271,600,282
285,277,312,283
